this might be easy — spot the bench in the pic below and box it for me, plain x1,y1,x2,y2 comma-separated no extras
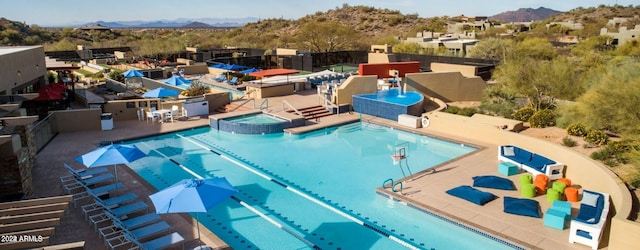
569,190,610,250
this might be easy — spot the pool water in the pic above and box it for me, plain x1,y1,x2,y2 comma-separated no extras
225,113,286,124
358,88,423,105
126,123,517,249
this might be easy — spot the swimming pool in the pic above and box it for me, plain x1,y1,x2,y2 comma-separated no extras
126,122,518,249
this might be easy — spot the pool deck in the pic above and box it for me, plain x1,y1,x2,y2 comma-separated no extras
31,90,594,250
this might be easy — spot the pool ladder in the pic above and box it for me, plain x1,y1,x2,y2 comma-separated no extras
383,178,403,193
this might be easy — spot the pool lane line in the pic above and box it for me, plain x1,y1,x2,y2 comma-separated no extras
136,141,317,249
178,134,423,250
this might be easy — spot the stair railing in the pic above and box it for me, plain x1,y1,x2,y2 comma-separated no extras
259,99,269,111
229,98,255,112
282,100,303,116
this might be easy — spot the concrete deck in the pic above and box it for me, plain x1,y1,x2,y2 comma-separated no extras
30,90,595,250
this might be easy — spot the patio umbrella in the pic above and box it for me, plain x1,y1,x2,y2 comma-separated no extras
142,87,180,98
149,178,238,248
122,69,144,78
164,75,191,86
75,144,146,191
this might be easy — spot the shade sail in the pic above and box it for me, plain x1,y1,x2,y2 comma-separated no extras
249,68,299,78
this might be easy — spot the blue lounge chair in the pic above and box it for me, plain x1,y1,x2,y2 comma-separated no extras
63,173,115,194
89,201,149,231
126,232,185,250
106,221,172,249
72,182,124,207
60,163,109,184
82,192,138,219
226,76,238,85
99,212,161,240
213,74,226,82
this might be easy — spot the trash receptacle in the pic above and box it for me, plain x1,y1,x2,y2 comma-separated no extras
101,113,113,130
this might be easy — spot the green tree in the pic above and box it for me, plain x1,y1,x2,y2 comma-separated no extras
614,39,640,56
466,38,515,61
508,37,557,61
571,35,612,56
565,59,640,139
295,21,359,52
393,42,423,54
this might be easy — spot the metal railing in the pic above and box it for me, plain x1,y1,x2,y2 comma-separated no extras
229,98,255,113
281,100,303,116
31,112,59,152
259,99,269,111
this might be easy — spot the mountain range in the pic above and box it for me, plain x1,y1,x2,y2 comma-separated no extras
79,17,260,28
490,7,561,22
75,7,560,28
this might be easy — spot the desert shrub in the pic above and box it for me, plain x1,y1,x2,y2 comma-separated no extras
512,107,535,122
562,136,577,147
528,109,556,128
183,81,209,97
607,140,640,164
443,106,478,117
585,130,609,146
566,123,588,136
590,148,612,161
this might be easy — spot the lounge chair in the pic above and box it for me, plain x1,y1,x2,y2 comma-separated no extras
72,183,124,207
106,221,171,249
63,173,115,194
81,192,138,219
213,74,226,82
226,76,238,85
60,163,108,184
569,190,610,250
99,212,161,240
126,231,185,250
89,201,149,232
498,145,565,180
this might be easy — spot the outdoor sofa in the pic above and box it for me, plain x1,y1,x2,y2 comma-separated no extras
498,145,565,180
568,190,610,250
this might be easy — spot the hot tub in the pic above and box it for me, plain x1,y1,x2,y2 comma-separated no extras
352,88,424,121
211,112,305,134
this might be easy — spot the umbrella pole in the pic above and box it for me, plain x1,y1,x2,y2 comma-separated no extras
114,164,119,194
196,213,204,248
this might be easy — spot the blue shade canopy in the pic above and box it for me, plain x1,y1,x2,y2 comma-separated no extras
142,87,180,98
75,144,147,168
164,75,191,86
240,68,261,74
122,69,144,78
149,178,238,214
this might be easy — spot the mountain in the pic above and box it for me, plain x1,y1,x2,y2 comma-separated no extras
80,17,259,28
490,7,562,22
181,21,213,28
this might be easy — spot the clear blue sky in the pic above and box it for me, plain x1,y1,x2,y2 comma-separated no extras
1,0,637,26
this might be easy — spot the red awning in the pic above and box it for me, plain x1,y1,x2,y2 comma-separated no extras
33,84,67,101
249,68,299,78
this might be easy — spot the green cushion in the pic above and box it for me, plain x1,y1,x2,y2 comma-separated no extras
547,188,562,203
521,183,536,198
520,174,532,186
552,181,566,193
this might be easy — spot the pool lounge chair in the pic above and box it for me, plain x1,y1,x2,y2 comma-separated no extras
213,74,226,82
226,76,238,85
99,212,162,240
498,145,565,180
106,221,172,249
63,172,115,194
81,192,138,219
126,231,185,250
72,182,124,207
60,163,108,184
569,190,610,250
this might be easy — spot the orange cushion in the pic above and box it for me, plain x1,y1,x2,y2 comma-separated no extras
565,187,579,202
558,178,571,187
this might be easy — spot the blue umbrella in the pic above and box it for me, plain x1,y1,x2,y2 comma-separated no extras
75,144,147,191
164,75,191,86
149,178,238,247
142,87,180,98
122,69,144,78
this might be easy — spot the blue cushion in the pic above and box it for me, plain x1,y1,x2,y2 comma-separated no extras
472,175,516,190
503,196,541,218
446,185,498,206
574,190,604,224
